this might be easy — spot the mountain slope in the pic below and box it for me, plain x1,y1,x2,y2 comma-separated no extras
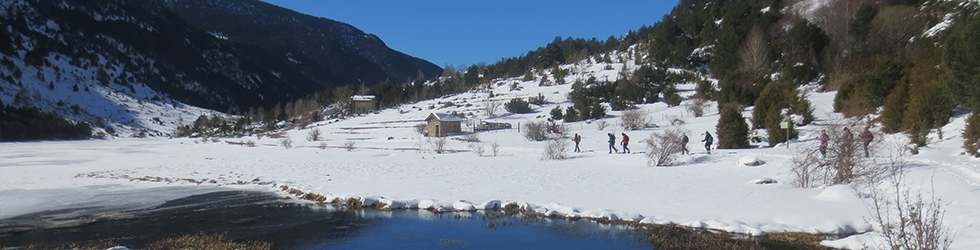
161,0,443,85
0,0,441,137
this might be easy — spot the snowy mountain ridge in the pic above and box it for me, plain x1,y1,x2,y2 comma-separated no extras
0,0,441,138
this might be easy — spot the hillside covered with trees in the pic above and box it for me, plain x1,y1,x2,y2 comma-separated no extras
438,0,980,155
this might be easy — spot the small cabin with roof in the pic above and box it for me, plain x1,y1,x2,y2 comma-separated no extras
425,113,464,137
352,95,376,114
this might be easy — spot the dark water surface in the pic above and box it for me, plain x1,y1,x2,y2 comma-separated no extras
0,190,655,249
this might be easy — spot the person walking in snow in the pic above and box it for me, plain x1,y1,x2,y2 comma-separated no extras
681,133,690,155
860,127,873,158
841,127,854,145
621,133,631,154
819,129,829,157
701,131,713,154
607,133,618,154
573,133,582,152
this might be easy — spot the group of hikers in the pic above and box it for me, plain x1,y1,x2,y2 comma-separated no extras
819,127,874,158
567,125,874,158
570,131,715,155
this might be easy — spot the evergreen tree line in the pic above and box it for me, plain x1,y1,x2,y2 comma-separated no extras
632,0,977,152
0,100,92,141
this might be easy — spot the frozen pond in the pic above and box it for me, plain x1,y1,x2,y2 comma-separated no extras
0,189,655,249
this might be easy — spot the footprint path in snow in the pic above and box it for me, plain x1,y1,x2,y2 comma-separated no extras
911,158,980,188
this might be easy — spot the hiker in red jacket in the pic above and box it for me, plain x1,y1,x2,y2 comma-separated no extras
572,133,582,152
621,133,631,154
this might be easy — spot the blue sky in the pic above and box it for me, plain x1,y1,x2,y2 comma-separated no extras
260,0,679,68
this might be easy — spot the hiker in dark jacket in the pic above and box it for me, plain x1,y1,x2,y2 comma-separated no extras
681,133,690,155
819,129,829,157
573,133,582,152
860,127,873,158
621,133,631,154
701,131,713,154
841,127,853,144
607,133,618,154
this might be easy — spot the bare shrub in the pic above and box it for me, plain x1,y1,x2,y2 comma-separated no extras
306,128,321,142
621,109,649,131
414,123,427,135
668,115,685,126
483,98,502,117
826,124,869,184
791,123,877,187
542,139,570,160
461,133,481,142
430,137,449,154
280,137,293,149
865,153,954,250
686,97,710,117
596,120,609,131
245,140,256,147
491,141,501,156
468,142,485,156
789,146,824,188
342,141,356,151
523,120,548,141
548,121,570,138
318,142,328,149
416,135,427,153
645,127,687,167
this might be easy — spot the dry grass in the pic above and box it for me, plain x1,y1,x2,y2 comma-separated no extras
147,233,271,250
301,192,328,203
13,233,271,250
17,242,117,250
345,197,363,208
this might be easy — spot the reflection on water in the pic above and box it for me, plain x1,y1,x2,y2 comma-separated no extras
0,191,654,249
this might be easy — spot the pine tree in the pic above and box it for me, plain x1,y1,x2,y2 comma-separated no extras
663,84,682,107
505,97,533,113
880,81,909,134
965,114,980,157
550,105,564,121
944,11,980,155
590,101,607,119
564,106,580,122
753,80,792,129
764,106,798,147
944,10,980,112
716,103,750,149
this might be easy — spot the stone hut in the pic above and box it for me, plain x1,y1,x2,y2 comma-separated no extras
425,113,463,137
352,95,376,114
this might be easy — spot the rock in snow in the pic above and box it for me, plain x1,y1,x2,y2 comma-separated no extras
738,156,762,166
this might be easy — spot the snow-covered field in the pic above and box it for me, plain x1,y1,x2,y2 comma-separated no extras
2,53,979,249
